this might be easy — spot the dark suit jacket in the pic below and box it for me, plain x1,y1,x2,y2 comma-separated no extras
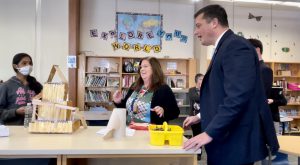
260,60,273,97
269,87,287,122
188,87,200,116
200,30,279,165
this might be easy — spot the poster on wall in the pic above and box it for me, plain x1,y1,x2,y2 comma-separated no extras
116,12,163,49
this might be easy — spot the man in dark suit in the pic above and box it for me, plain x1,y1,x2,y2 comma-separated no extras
188,73,204,136
248,38,273,97
248,39,289,165
183,4,279,165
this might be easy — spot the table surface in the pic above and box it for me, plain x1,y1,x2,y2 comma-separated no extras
277,136,300,156
0,126,196,156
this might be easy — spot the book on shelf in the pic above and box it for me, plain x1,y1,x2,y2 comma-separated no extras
123,59,140,73
122,75,136,88
108,63,119,73
107,77,120,87
166,77,186,89
85,75,107,87
85,90,111,103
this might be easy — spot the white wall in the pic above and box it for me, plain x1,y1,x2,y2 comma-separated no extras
0,0,36,81
80,0,194,59
194,1,235,74
195,1,300,74
0,0,68,83
271,5,300,62
38,0,69,83
1,0,300,82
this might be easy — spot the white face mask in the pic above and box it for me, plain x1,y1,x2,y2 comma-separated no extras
17,65,33,76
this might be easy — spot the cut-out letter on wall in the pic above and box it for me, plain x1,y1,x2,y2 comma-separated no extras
165,33,173,41
146,31,154,39
119,32,126,41
157,29,165,38
143,45,152,53
133,44,141,52
90,29,98,37
101,32,108,40
174,30,182,38
180,35,188,43
111,42,120,51
122,42,130,51
128,31,135,39
153,45,161,53
109,30,117,38
137,31,144,40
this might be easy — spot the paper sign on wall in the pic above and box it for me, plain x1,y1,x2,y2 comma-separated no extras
167,62,177,70
67,56,76,68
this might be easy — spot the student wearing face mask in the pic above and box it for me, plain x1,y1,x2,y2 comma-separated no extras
0,53,43,125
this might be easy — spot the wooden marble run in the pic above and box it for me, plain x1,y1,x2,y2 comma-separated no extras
28,65,87,133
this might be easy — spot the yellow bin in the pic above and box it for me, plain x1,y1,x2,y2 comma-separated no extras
149,122,184,146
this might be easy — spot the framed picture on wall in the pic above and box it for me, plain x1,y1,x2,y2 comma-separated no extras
116,12,163,48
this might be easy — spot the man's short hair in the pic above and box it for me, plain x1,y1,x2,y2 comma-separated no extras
248,38,263,54
194,4,229,28
195,73,204,83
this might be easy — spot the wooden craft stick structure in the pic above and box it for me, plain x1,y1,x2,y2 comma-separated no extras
29,65,87,133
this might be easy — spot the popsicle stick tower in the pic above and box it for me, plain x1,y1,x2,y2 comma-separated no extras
29,65,87,133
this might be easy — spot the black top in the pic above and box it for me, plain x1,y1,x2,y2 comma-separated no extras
269,87,287,122
114,84,180,124
188,87,200,116
260,60,273,97
259,61,287,122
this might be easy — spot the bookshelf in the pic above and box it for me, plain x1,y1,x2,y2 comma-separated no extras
267,62,300,134
77,55,122,113
77,54,196,120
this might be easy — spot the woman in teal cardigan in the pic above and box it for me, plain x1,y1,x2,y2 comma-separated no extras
113,57,179,124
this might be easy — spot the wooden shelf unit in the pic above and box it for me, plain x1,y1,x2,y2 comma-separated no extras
270,62,300,132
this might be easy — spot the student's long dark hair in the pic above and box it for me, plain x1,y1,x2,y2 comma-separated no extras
12,53,43,94
133,57,165,92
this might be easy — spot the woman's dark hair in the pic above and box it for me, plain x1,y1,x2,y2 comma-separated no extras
195,73,204,83
194,4,229,28
12,53,43,94
133,57,165,92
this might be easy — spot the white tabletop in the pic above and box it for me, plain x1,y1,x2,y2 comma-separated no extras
0,126,197,156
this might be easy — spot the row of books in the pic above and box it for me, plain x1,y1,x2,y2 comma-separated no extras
85,90,111,102
85,75,107,87
166,77,185,88
279,108,299,117
122,75,136,88
274,80,287,89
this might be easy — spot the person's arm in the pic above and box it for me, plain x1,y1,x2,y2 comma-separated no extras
271,91,287,107
205,40,257,140
113,88,134,108
188,88,194,115
0,84,18,123
151,85,180,123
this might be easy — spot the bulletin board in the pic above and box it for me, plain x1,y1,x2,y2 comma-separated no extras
116,12,163,48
